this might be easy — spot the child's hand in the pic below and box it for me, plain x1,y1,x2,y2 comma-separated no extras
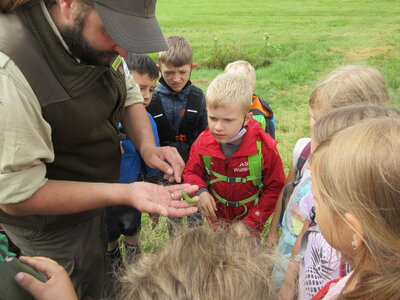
265,225,279,248
198,192,217,220
15,256,78,300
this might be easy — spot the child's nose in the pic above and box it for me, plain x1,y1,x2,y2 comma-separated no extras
215,121,223,131
143,90,150,100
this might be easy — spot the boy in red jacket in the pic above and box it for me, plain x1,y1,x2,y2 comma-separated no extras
183,73,285,234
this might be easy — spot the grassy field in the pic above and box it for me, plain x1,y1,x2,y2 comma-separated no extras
139,0,400,252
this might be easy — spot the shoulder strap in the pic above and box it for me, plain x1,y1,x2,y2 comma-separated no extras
279,141,312,226
252,115,267,131
178,86,204,143
248,141,263,187
294,141,311,184
146,92,174,146
201,155,212,185
0,12,70,106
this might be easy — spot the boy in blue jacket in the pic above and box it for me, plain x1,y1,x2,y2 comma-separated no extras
106,54,161,264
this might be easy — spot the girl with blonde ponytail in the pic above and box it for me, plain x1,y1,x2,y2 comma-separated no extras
310,117,400,299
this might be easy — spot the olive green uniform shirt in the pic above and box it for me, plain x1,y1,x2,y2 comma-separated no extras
0,2,143,205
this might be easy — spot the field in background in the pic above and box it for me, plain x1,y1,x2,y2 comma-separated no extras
139,0,400,252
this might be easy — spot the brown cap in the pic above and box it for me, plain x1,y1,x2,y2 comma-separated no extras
94,0,167,53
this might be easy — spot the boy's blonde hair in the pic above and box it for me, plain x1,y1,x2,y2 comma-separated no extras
224,60,256,91
312,104,400,144
117,225,279,300
157,35,193,67
311,118,400,300
309,65,389,120
206,73,253,115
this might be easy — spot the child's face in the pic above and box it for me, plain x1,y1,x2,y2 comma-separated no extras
159,63,195,92
312,183,355,256
207,105,251,144
310,108,318,128
131,71,157,107
311,136,318,154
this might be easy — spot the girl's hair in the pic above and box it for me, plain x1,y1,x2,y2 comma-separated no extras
117,225,279,300
311,118,400,300
309,65,390,120
224,60,256,91
312,104,400,144
157,36,193,67
206,72,253,115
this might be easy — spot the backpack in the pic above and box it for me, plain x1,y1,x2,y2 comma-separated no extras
201,141,264,219
279,141,311,226
250,95,276,139
147,85,204,161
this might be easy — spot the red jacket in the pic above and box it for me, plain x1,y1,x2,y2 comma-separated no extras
183,118,285,232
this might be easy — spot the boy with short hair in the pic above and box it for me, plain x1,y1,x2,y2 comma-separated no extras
147,36,207,232
106,54,161,265
147,35,208,163
224,60,276,139
183,73,285,234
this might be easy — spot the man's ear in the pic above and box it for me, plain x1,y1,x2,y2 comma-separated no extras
191,63,198,71
243,112,253,127
344,212,365,250
58,0,75,21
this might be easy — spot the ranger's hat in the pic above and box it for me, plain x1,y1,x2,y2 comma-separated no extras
95,0,167,53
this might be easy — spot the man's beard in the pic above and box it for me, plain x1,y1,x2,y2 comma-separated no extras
59,12,118,66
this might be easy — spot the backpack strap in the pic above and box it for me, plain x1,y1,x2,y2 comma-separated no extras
146,92,174,146
252,115,267,131
279,141,312,226
248,140,263,187
177,85,204,143
294,141,311,184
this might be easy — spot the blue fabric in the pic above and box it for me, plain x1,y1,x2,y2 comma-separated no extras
119,113,160,183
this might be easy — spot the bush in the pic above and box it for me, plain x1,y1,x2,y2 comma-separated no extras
201,33,279,69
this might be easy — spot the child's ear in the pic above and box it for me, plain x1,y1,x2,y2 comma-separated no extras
157,64,161,72
344,212,365,250
243,112,253,126
191,63,198,71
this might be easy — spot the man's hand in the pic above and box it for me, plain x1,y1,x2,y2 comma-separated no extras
140,146,185,183
128,182,198,217
15,256,78,300
197,191,217,220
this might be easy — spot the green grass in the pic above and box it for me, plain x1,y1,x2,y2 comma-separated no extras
137,0,400,252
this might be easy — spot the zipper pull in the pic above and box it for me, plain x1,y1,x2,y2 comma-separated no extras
225,159,228,170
